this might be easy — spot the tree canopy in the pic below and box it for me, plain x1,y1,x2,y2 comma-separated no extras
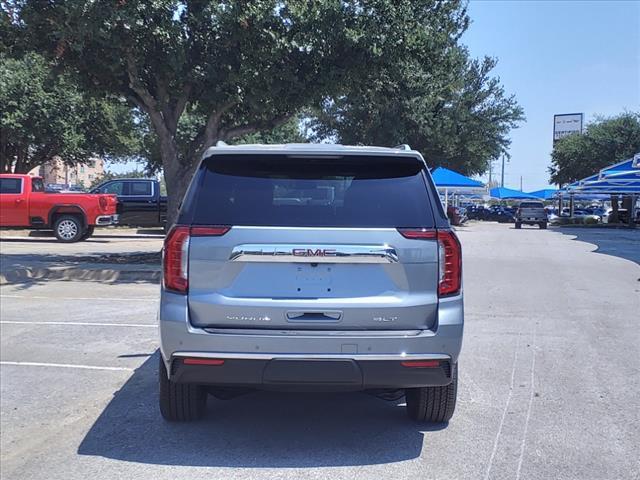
548,112,640,185
13,0,522,222
310,51,524,176
0,52,142,173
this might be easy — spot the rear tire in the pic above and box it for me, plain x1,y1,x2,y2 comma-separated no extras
405,363,458,423
79,226,95,241
515,222,521,229
540,222,547,229
159,356,207,421
53,215,85,242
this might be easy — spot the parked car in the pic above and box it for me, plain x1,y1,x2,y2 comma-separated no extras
0,174,118,242
561,208,601,223
158,143,463,423
91,178,167,228
466,205,491,220
515,201,547,229
488,205,516,223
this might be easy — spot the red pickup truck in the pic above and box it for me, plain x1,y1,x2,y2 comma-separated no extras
0,174,119,242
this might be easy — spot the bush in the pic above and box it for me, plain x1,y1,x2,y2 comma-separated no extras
584,216,599,225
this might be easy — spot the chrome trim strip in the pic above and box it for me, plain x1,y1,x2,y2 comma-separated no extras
172,352,450,361
229,244,399,264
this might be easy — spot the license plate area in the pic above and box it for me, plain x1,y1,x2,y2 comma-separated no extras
295,265,332,285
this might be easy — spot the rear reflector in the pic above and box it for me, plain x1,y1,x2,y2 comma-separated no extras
401,360,440,368
182,358,225,366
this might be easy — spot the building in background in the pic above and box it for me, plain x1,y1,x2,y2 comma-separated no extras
28,157,104,189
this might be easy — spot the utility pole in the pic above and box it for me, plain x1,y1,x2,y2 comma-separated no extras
488,159,493,186
500,155,505,187
520,176,523,191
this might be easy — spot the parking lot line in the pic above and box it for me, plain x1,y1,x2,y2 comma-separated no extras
0,295,155,302
0,321,156,328
0,361,133,371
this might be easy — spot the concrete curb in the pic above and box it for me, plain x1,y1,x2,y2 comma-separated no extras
0,264,161,285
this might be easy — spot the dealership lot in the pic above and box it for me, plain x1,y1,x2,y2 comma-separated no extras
1,223,639,480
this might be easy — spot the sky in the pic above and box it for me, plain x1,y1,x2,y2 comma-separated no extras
110,1,640,189
463,0,640,191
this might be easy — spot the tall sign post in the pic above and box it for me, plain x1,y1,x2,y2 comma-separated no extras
553,113,584,216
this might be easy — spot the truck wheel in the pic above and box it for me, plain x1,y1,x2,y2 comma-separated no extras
53,215,85,242
515,222,521,229
159,356,206,421
405,363,458,423
540,222,548,229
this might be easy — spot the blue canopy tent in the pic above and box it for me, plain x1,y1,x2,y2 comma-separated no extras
597,154,639,178
431,167,485,189
556,154,640,221
490,187,539,200
431,167,485,207
528,189,558,200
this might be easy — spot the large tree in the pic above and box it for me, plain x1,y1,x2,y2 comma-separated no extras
310,50,524,176
0,52,141,173
15,0,474,223
548,112,640,186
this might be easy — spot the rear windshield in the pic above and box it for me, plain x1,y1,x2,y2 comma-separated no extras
520,202,543,208
181,154,434,228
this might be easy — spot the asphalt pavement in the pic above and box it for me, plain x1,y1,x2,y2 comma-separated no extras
1,222,639,480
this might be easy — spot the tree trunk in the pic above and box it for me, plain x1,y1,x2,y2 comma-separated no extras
161,144,200,228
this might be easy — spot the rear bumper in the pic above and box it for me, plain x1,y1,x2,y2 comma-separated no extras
159,290,464,390
95,214,119,226
169,355,453,391
517,218,546,223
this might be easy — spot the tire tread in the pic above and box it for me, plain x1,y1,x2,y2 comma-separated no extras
405,363,458,423
159,356,206,421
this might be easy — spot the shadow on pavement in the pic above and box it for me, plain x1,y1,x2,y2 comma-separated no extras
555,227,640,265
78,353,436,468
0,252,160,290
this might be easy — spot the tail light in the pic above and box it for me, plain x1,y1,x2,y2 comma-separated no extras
436,230,462,296
163,225,230,293
398,228,462,297
98,196,107,211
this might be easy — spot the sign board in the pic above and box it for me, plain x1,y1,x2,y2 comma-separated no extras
553,113,583,142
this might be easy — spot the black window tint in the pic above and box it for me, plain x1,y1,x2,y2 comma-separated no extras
31,178,45,192
0,178,22,194
129,181,152,196
520,202,543,208
182,154,434,228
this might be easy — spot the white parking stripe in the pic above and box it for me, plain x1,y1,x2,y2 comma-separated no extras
0,321,156,328
0,361,133,371
0,295,155,302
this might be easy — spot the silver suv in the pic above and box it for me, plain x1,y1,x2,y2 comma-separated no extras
158,144,463,423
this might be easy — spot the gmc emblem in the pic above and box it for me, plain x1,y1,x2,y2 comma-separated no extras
292,248,337,257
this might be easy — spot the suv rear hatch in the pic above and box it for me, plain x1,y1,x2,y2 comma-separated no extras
174,153,447,331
